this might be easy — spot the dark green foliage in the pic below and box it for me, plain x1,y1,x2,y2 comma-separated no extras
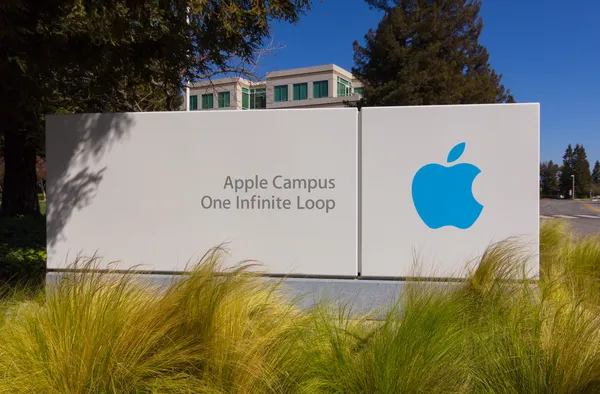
592,160,600,183
0,157,4,194
540,160,560,197
0,216,46,285
593,161,600,196
1,0,311,217
352,0,514,107
560,144,575,198
573,144,592,198
559,144,594,198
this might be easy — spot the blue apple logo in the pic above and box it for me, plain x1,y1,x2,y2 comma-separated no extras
411,142,483,230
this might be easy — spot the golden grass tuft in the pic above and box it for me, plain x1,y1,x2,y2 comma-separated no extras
0,248,306,393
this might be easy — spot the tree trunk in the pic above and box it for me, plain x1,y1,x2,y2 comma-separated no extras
0,130,40,217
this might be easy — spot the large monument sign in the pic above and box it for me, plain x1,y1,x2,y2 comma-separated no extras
46,109,359,276
361,104,540,278
46,103,539,279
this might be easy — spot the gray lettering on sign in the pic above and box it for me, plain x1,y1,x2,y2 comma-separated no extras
201,195,231,210
297,196,335,213
203,176,338,213
223,175,268,192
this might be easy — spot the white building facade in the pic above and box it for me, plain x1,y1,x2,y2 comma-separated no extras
186,64,363,111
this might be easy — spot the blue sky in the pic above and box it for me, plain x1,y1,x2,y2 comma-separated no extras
259,0,600,166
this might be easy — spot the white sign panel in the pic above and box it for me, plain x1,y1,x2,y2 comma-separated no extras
361,104,540,278
46,109,358,276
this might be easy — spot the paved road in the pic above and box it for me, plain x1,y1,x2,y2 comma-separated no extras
540,199,600,236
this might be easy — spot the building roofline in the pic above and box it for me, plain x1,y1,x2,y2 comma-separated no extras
266,64,354,79
189,76,265,88
188,65,362,88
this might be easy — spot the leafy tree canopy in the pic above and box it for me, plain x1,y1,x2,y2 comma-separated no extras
0,0,311,217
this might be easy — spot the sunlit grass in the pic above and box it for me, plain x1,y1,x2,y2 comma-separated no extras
0,220,599,393
462,220,600,393
291,282,469,393
0,249,307,393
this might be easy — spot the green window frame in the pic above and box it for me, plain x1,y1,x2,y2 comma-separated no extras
250,88,266,109
242,87,249,109
189,95,198,110
354,87,363,96
201,94,213,110
293,83,308,100
337,77,352,97
313,81,328,99
274,85,288,102
218,91,230,108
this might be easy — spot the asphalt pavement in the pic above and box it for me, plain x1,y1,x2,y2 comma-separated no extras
540,199,600,237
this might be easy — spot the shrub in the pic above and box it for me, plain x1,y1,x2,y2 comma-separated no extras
0,247,46,284
0,216,46,286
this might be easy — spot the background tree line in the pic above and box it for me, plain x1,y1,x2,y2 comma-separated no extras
540,144,600,198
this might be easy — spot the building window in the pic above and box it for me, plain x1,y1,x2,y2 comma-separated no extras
337,77,352,97
201,94,213,110
313,81,328,99
250,88,266,109
189,95,198,110
218,91,230,108
274,85,288,102
242,87,249,109
354,87,363,96
293,83,308,100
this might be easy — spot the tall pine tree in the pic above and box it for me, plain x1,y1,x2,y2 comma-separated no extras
592,160,600,196
592,160,600,183
540,160,560,197
573,144,592,198
352,0,514,107
560,144,575,198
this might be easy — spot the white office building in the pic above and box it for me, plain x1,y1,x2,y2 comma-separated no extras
185,64,363,111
